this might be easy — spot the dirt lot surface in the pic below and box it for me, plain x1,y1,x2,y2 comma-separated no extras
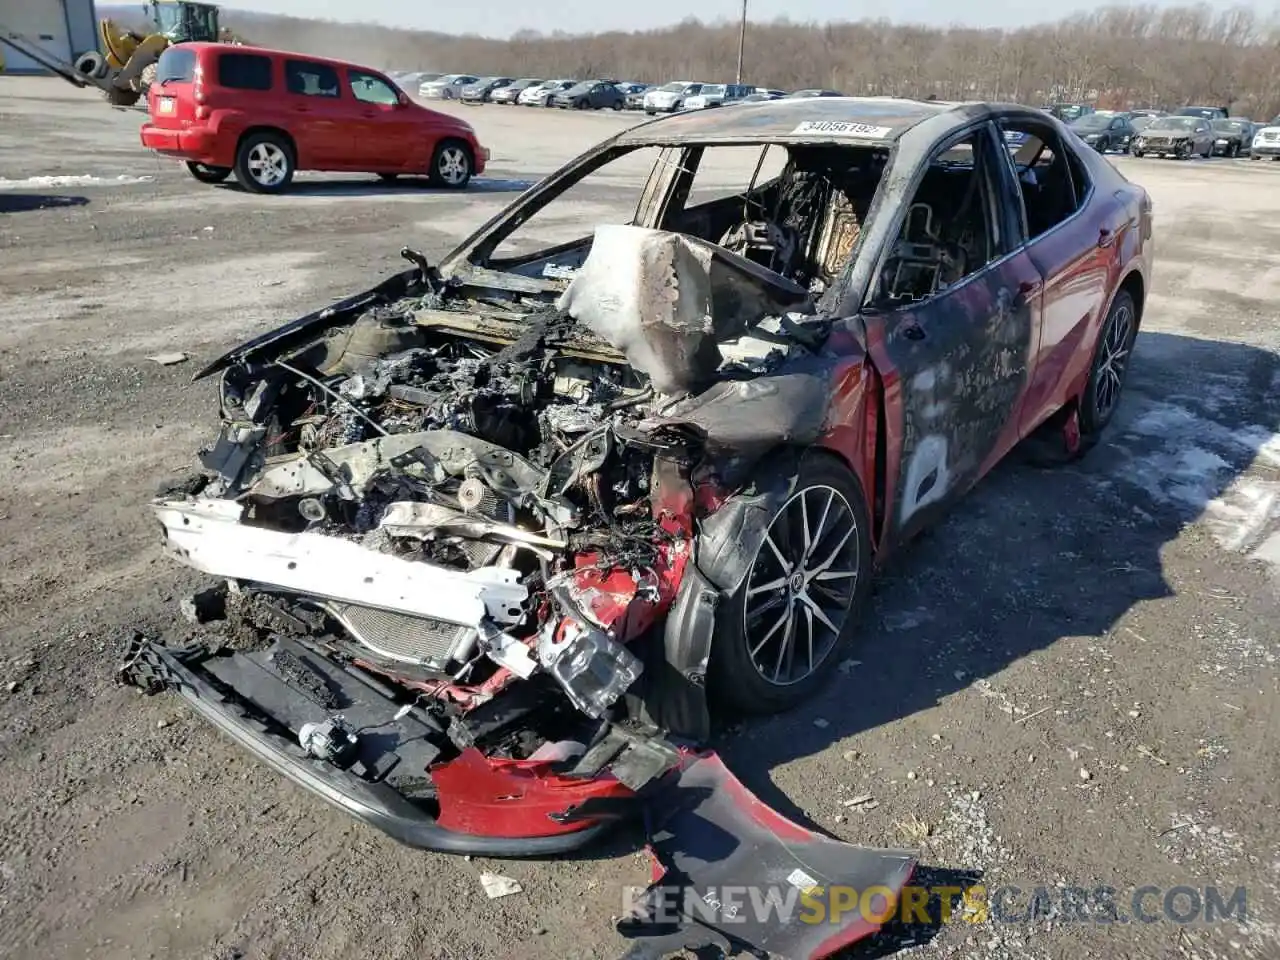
2,78,1278,960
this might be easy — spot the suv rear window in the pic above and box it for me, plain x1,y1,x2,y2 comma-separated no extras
217,52,273,91
155,47,195,84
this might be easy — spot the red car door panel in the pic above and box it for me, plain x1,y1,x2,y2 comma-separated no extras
867,254,1042,548
1015,184,1121,437
283,58,350,167
347,68,418,170
998,120,1121,437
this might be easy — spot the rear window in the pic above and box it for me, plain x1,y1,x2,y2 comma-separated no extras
217,53,273,91
155,47,195,84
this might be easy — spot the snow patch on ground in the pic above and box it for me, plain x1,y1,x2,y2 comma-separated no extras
0,174,155,189
1108,395,1280,574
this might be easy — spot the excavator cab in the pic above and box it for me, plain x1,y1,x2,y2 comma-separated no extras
148,1,220,44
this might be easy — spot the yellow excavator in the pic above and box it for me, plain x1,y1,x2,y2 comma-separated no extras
1,1,225,106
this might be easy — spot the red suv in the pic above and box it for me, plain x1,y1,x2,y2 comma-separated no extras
140,43,490,193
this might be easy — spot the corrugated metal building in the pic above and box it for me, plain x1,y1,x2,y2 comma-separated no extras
2,0,99,73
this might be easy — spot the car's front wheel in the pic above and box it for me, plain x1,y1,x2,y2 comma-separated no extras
185,161,232,184
709,455,872,715
234,132,295,194
1079,289,1137,441
428,139,472,188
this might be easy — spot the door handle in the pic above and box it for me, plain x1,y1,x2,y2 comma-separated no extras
1018,280,1041,296
901,321,926,341
294,106,311,113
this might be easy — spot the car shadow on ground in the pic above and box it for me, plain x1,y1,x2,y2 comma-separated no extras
0,193,90,212
665,329,1280,952
214,176,537,198
717,329,1279,815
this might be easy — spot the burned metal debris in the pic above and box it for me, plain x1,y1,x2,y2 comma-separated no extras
125,207,844,851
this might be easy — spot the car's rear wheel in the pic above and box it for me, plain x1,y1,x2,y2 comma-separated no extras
611,100,622,110
185,161,232,184
1079,289,1137,439
708,456,872,715
234,132,295,194
428,139,472,189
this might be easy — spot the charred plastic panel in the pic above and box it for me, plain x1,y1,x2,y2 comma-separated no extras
617,753,917,959
557,225,811,394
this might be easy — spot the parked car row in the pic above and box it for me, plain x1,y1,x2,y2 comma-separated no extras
1060,107,1280,160
392,72,838,113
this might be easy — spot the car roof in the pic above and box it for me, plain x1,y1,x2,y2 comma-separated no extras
616,95,964,146
180,42,385,75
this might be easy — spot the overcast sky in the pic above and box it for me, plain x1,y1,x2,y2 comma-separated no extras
224,0,1247,37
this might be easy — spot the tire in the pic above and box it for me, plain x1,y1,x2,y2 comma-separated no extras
611,100,622,110
186,161,232,184
74,51,107,80
1132,150,1144,158
234,131,295,194
428,139,472,189
1078,289,1137,440
708,455,873,715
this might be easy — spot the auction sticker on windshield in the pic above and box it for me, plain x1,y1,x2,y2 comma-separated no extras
791,120,892,138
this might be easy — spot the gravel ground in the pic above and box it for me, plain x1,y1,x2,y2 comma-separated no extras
1,77,1278,960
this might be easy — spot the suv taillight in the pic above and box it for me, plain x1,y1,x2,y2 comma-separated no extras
192,63,208,119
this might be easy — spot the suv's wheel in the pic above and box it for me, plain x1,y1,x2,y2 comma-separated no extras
428,140,472,188
1078,289,1137,439
186,161,232,184
234,132,295,193
708,456,873,715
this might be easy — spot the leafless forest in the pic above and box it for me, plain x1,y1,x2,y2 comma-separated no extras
109,4,1280,118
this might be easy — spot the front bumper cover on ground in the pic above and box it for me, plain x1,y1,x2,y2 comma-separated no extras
120,638,634,856
124,637,920,957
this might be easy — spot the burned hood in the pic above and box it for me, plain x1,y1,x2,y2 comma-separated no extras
556,225,812,395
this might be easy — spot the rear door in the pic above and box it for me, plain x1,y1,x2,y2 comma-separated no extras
283,58,350,167
347,68,418,170
862,121,1043,547
996,114,1118,438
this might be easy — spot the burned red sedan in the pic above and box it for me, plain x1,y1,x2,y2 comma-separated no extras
124,97,1149,931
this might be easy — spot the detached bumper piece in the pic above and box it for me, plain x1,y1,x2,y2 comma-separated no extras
119,635,648,856
616,754,917,960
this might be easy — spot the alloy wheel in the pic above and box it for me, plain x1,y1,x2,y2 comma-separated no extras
436,146,470,185
742,485,861,686
247,143,288,187
1094,301,1133,420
